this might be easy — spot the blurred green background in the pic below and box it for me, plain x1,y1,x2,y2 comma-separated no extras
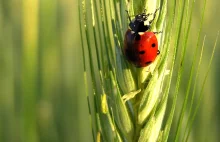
0,0,219,142
0,0,91,141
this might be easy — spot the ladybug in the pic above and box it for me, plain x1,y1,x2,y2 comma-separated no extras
124,9,161,67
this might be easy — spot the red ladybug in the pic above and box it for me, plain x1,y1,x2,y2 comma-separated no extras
124,9,160,67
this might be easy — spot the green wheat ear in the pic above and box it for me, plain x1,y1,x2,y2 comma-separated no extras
79,0,217,141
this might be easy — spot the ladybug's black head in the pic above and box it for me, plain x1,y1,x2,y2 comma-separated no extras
129,11,151,33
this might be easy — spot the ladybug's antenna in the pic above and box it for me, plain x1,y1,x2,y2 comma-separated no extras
125,10,132,23
149,8,160,24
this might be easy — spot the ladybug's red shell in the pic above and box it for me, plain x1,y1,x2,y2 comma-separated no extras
124,29,159,67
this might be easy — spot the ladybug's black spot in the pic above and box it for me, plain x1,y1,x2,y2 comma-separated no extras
139,50,145,54
157,50,160,55
145,61,152,65
152,43,156,47
135,34,141,40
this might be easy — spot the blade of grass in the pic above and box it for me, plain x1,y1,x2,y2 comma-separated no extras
185,31,219,142
157,0,178,141
174,0,206,139
78,0,97,141
161,0,186,140
182,35,206,142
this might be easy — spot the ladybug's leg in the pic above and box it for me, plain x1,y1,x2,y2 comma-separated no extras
157,50,160,55
153,31,162,34
149,8,160,24
125,10,132,23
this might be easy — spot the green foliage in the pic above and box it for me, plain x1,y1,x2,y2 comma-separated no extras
79,0,218,141
0,0,219,142
79,0,169,141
